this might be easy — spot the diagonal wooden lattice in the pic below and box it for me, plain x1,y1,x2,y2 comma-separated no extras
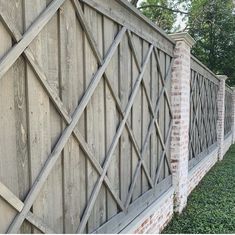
189,57,219,169
224,87,233,137
0,0,173,233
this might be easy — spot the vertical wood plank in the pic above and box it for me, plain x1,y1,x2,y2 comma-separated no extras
59,1,79,233
0,0,31,233
84,5,106,232
11,1,31,232
24,0,63,232
159,50,165,181
151,51,158,181
141,40,150,193
59,1,85,232
131,34,142,201
157,49,165,182
83,5,97,233
119,32,132,204
103,16,120,219
0,11,19,231
165,54,171,177
46,4,64,233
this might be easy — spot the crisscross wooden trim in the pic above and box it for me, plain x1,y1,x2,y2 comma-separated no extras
189,69,219,163
0,5,125,217
76,44,154,233
124,42,173,209
0,0,66,80
0,0,173,232
7,23,127,233
0,182,55,233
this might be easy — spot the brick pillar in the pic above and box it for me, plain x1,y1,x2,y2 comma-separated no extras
217,75,227,160
169,33,195,213
232,87,235,144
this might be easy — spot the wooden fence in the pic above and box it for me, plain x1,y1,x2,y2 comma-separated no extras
224,85,233,138
0,0,174,233
189,56,219,170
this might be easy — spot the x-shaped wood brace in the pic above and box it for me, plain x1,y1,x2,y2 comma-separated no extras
76,43,154,233
73,2,173,216
0,0,126,232
0,182,55,233
189,73,206,158
72,1,154,190
0,0,126,217
0,0,173,233
124,44,173,209
189,71,218,160
206,81,217,145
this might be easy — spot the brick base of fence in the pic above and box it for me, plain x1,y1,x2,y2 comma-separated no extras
224,134,233,155
188,147,218,196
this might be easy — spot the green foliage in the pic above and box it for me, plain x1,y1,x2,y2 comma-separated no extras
188,0,235,85
163,145,235,233
138,0,235,85
139,0,177,32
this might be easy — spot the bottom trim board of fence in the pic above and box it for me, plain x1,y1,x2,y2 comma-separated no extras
93,176,172,234
120,186,174,234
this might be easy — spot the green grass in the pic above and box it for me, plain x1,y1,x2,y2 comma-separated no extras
163,144,235,234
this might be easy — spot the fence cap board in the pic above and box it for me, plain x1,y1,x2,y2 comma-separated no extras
169,32,196,48
191,55,220,85
217,75,228,81
225,84,233,93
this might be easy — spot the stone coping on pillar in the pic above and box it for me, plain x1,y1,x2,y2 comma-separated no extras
217,75,228,81
169,32,196,48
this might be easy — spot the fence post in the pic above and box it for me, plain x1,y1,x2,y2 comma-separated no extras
217,75,227,160
169,33,195,213
232,87,235,144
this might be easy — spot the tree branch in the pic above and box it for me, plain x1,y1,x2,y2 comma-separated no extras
130,0,139,7
138,4,189,15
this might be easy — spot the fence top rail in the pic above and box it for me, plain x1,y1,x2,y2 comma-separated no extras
82,0,175,56
190,55,220,85
225,84,233,94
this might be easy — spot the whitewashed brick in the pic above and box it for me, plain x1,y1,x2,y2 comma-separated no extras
217,75,227,160
169,32,195,213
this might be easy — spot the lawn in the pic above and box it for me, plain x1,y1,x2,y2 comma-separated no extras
163,144,235,234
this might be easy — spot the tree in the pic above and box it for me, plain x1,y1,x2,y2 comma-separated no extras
128,0,189,32
188,0,235,85
137,0,187,32
130,0,139,7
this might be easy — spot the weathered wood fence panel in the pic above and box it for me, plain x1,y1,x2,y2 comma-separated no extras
0,0,174,233
189,56,220,169
224,85,233,138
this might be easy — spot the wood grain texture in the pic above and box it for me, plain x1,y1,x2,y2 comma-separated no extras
0,0,176,233
189,57,220,169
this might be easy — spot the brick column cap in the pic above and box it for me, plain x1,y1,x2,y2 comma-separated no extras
169,32,196,48
217,75,228,81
